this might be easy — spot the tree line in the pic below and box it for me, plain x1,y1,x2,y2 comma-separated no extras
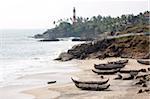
43,11,149,39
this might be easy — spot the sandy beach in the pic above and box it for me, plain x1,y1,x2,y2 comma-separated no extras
0,1,149,99
22,58,150,99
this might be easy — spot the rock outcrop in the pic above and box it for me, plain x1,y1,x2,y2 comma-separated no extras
56,35,150,61
55,52,74,61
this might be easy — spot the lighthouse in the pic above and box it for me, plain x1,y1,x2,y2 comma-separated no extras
73,7,76,24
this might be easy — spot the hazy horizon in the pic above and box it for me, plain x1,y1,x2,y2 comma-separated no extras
0,0,149,29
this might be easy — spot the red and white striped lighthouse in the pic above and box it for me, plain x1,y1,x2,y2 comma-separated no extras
73,7,76,24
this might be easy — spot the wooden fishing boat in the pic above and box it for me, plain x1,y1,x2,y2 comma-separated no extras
74,83,110,91
137,59,150,65
119,69,140,73
92,69,120,75
94,63,125,70
71,78,109,85
108,60,128,64
135,74,150,79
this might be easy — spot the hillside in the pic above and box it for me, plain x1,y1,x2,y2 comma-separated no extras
34,11,149,40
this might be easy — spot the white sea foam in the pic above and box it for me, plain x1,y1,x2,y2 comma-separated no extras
0,29,82,87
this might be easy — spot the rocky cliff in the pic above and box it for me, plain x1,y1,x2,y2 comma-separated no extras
56,34,150,61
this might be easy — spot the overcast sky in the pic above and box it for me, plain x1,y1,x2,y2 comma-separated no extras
0,0,149,29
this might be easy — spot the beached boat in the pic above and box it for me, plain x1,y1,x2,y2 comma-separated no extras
135,74,150,79
137,59,150,65
73,83,110,91
71,78,109,85
94,63,125,70
92,69,120,75
108,60,128,64
119,69,140,73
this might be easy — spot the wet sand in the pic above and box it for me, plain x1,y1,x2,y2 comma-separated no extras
0,72,75,99
23,58,150,99
0,85,36,99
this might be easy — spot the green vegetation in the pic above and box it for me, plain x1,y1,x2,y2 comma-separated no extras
36,11,149,39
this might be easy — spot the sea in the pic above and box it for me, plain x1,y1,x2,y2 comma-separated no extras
0,29,82,87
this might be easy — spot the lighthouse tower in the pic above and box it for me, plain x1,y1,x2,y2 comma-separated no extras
73,7,76,24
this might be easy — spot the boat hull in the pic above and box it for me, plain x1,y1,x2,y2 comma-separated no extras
94,64,126,70
71,78,109,85
92,69,120,75
74,83,110,91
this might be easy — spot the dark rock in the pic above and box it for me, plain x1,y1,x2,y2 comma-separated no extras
100,76,104,79
140,69,147,72
54,57,61,60
144,89,150,92
138,89,143,94
47,81,56,84
34,34,43,38
114,74,122,80
39,39,59,42
57,52,73,61
56,35,149,61
134,79,147,85
72,39,85,41
139,79,146,83
135,81,143,85
72,38,93,41
142,83,147,87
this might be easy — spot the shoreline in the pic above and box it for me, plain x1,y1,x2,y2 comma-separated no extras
0,60,80,99
23,58,150,99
